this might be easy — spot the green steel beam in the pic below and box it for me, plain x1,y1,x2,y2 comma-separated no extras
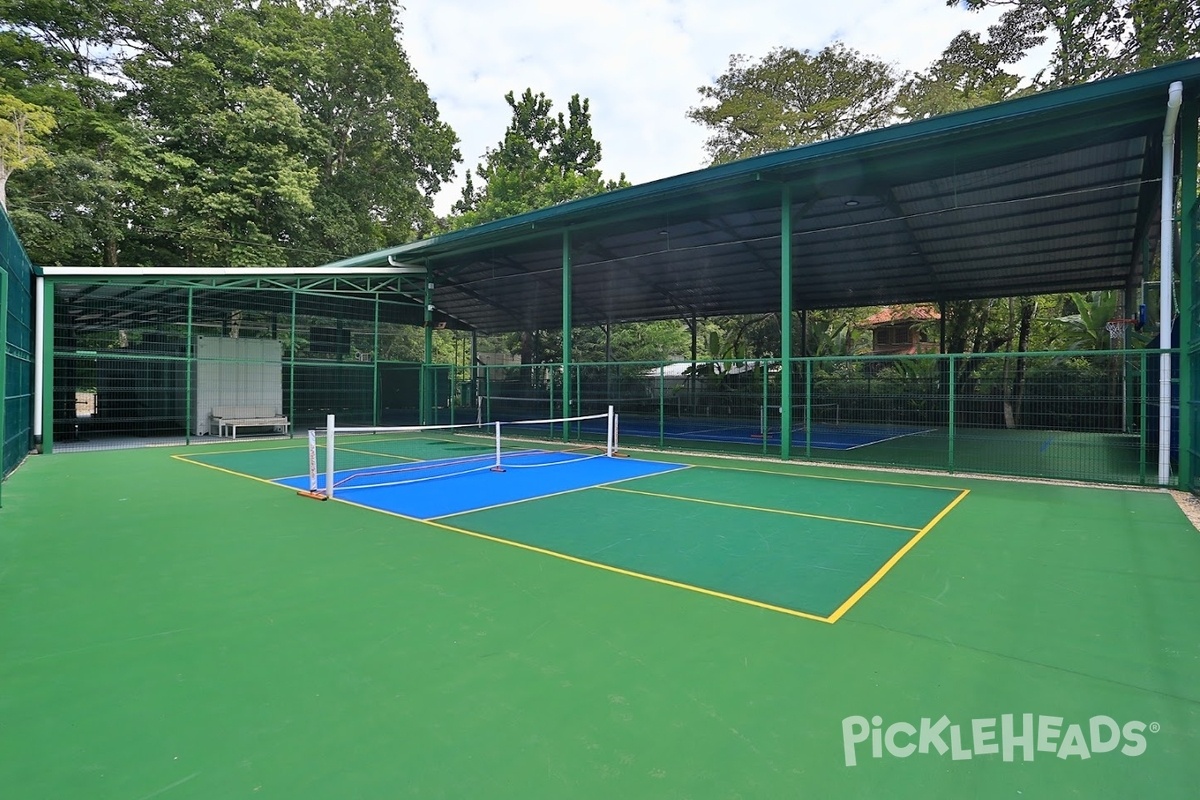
43,275,426,294
373,295,382,427
288,291,297,430
0,267,7,504
185,288,193,445
780,185,793,461
1179,98,1198,489
422,281,434,425
562,230,572,443
948,354,957,472
41,280,53,455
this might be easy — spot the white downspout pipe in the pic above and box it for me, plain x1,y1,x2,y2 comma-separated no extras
33,276,44,446
1159,81,1184,486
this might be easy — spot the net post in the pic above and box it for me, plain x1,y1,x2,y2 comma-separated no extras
490,420,505,472
607,405,615,456
308,429,318,492
325,413,336,498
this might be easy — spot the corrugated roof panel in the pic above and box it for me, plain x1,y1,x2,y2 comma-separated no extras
311,60,1200,331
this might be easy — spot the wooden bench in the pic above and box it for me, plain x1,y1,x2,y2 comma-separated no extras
211,406,290,439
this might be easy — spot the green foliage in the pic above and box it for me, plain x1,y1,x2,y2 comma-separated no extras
0,91,56,209
898,21,1041,119
1051,290,1147,350
951,0,1200,86
4,0,460,266
688,43,899,165
451,89,627,228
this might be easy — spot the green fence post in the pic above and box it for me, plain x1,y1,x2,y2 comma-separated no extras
779,184,793,461
373,293,381,427
185,287,193,445
804,358,813,459
1179,98,1198,490
41,280,54,455
659,365,665,450
288,289,297,430
561,231,572,444
761,362,769,457
1139,350,1148,485
948,354,957,472
421,280,433,426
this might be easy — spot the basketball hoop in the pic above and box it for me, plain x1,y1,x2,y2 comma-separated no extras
1106,318,1136,344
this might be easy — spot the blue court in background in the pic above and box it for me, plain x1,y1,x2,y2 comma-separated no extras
566,416,933,450
275,451,688,519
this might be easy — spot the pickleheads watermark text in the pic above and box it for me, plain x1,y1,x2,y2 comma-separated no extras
841,714,1159,767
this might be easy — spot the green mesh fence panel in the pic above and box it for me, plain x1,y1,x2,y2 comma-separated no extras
50,283,431,449
1,208,34,478
545,350,1165,486
1190,198,1200,491
41,271,1180,487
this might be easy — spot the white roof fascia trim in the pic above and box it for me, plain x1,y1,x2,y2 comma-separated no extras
37,265,427,277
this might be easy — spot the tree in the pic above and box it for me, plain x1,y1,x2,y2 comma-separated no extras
0,92,55,210
453,89,626,227
1121,0,1200,70
451,87,629,366
4,0,460,266
950,0,1200,86
688,43,899,165
899,21,1042,119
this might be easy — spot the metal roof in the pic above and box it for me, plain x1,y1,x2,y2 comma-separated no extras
327,59,1200,334
50,271,447,332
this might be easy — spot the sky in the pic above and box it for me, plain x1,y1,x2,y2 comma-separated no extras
399,0,1021,215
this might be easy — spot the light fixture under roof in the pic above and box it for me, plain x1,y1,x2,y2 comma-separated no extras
844,199,860,207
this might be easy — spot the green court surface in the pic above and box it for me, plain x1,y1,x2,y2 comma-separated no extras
2,442,1199,798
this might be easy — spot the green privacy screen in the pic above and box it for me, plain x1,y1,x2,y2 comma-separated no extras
47,280,465,452
1,207,34,481
45,275,1178,488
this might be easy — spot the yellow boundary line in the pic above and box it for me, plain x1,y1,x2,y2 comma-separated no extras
600,485,920,532
170,453,288,490
171,451,970,625
825,487,971,623
647,457,968,493
340,495,834,624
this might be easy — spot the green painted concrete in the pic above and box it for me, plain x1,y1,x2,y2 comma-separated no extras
2,445,1198,798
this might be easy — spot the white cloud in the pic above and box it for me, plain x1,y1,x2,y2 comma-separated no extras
400,0,1017,214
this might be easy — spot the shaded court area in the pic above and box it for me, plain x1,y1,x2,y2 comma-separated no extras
2,441,1199,798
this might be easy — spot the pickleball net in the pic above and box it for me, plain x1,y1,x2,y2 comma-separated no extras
304,407,618,499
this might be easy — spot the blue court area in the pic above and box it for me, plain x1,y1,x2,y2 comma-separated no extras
275,451,688,519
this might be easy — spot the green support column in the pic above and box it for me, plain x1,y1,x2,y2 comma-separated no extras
1179,99,1198,489
471,330,479,410
1140,350,1148,484
780,185,793,461
803,358,813,459
288,290,297,429
948,354,957,472
561,230,572,443
422,280,434,426
372,295,381,426
185,288,193,444
0,268,8,504
41,280,54,455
